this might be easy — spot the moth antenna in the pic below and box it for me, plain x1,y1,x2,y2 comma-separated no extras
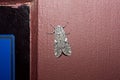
63,22,69,28
50,24,55,29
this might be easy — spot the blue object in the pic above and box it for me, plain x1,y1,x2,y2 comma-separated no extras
0,35,15,80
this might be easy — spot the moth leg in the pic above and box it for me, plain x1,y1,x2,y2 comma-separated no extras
65,32,70,35
47,31,55,35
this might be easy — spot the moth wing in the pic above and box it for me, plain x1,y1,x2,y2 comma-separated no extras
54,40,62,57
62,39,72,56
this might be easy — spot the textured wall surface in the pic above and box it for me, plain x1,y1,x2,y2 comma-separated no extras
38,0,120,80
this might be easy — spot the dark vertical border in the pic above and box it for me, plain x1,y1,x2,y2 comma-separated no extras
30,0,38,80
0,35,15,80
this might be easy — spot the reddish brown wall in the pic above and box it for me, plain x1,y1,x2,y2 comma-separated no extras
38,0,120,80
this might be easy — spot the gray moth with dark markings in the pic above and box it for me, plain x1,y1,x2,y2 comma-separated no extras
49,25,72,57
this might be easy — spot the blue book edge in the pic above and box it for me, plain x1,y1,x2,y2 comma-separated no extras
0,34,15,80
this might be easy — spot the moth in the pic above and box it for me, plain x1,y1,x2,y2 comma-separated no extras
48,25,72,57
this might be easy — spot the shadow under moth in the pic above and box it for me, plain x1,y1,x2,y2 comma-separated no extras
48,25,72,58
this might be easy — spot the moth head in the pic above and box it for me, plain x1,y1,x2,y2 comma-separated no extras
54,25,64,34
56,25,64,29
57,25,61,27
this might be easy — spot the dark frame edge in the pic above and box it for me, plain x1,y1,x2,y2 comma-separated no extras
30,0,38,80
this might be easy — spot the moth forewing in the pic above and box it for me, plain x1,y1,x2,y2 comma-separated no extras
62,39,72,56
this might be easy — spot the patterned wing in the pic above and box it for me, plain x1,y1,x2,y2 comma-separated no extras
54,40,62,57
62,38,72,56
